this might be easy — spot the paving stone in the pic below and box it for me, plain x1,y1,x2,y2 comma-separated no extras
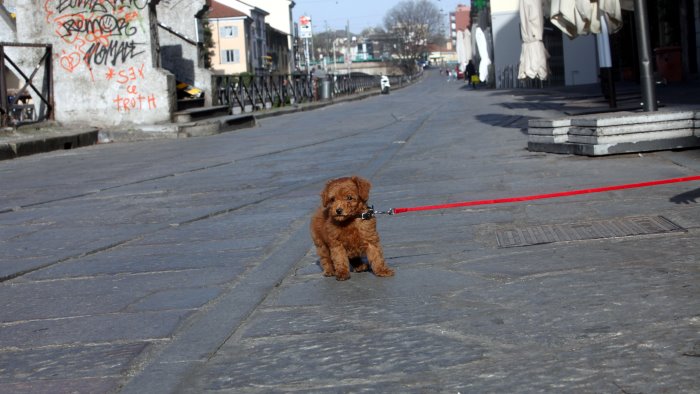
2,72,699,393
188,329,485,391
0,343,146,382
0,310,194,348
264,266,485,307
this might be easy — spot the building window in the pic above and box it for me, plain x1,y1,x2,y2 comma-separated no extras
220,25,238,38
221,49,240,63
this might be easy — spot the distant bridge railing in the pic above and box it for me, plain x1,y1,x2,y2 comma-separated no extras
213,72,419,114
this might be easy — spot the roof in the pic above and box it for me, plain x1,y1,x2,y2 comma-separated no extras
209,0,247,19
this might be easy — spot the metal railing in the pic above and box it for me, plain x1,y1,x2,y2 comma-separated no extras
213,72,419,114
497,64,564,89
0,42,53,127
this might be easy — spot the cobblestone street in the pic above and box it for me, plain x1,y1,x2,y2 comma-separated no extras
1,71,699,393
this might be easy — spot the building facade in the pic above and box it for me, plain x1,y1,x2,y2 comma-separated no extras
209,1,251,75
213,0,294,75
450,4,471,48
157,0,214,105
484,0,700,88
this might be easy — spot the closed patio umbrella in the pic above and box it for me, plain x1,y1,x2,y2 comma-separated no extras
550,0,623,37
550,0,583,37
518,0,549,80
475,27,491,82
599,0,623,33
462,29,473,64
456,29,466,68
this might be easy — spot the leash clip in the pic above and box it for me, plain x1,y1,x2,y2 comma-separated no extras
361,206,375,220
361,205,394,220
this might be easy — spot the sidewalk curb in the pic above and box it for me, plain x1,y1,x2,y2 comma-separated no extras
0,128,99,161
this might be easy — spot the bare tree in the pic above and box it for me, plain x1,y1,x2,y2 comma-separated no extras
383,0,442,73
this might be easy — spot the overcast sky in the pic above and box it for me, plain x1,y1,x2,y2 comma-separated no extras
292,0,471,33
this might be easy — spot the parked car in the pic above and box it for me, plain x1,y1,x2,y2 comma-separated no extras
455,65,464,80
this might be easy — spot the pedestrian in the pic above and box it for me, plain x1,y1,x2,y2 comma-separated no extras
465,60,478,89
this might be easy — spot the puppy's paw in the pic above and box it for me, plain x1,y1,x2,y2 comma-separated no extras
335,271,351,281
353,263,369,272
373,267,395,277
322,269,335,277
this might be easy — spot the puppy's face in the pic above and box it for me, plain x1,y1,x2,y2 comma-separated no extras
321,176,371,222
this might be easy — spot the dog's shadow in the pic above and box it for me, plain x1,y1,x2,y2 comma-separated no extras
314,257,373,273
670,188,700,204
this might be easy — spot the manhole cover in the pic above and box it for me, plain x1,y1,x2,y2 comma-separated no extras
496,216,685,248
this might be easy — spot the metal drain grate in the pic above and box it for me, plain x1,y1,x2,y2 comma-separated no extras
496,216,685,248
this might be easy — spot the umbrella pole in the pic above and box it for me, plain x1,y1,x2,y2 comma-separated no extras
633,0,657,111
598,17,617,108
604,67,617,108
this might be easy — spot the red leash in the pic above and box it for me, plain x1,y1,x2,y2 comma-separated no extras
387,175,700,215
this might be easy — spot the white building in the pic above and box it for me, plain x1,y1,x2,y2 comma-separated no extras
218,0,295,73
490,0,598,87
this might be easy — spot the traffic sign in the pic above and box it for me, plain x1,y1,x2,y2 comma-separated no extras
299,15,312,38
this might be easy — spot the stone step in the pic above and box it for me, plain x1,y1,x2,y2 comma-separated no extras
569,119,695,136
173,105,230,123
529,136,700,156
99,114,256,142
527,109,700,156
571,110,695,127
178,114,256,137
1,128,99,160
177,97,206,111
568,128,694,144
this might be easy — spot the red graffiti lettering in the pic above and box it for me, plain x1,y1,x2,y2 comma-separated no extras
111,64,146,84
113,93,157,112
59,51,82,73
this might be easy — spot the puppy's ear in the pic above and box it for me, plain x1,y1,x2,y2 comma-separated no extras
352,176,371,202
320,181,332,207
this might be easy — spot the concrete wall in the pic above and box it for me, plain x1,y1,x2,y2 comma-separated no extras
20,0,175,126
491,9,521,88
563,35,598,85
157,0,214,105
0,4,19,91
491,0,518,13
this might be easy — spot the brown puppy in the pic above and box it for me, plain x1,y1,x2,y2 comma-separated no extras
310,176,394,281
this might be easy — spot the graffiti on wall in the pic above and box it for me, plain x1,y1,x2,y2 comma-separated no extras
44,0,158,113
